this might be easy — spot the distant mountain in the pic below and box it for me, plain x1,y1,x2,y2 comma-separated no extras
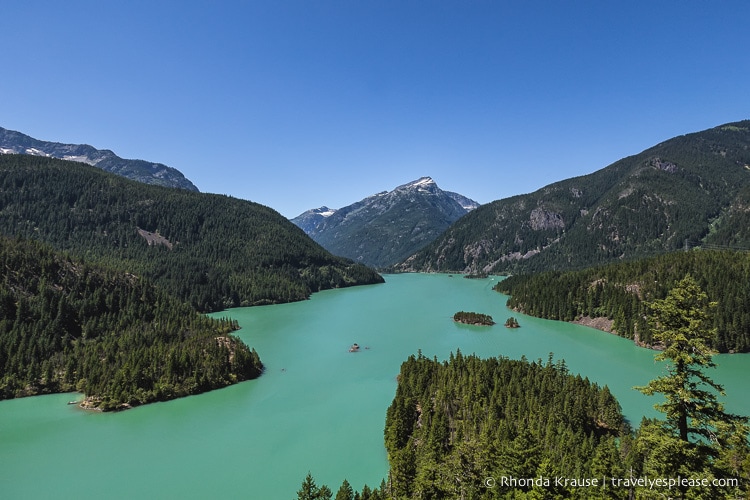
0,154,383,312
0,126,198,191
292,206,337,234
398,120,750,274
291,177,480,268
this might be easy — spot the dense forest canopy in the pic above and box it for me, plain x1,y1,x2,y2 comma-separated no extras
0,154,383,313
495,249,750,352
0,236,262,410
382,351,628,499
0,154,385,408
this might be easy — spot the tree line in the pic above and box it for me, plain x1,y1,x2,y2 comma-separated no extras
495,249,750,352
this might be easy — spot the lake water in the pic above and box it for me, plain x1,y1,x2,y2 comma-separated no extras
1,274,748,499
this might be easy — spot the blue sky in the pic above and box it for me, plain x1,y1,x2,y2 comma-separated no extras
2,1,749,217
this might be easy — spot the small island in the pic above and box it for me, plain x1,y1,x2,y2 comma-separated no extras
504,316,520,328
453,311,495,326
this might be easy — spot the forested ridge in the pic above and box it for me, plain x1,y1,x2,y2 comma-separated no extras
0,236,262,410
399,120,750,275
495,249,750,352
0,154,383,313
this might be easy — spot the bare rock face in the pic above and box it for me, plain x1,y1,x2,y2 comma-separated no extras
529,207,564,231
649,157,679,173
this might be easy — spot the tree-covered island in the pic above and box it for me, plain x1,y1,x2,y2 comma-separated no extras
504,316,520,328
453,311,495,326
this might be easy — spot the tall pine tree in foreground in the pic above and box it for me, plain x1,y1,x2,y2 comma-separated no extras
636,275,750,498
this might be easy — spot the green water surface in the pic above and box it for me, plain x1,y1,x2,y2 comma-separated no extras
1,274,748,499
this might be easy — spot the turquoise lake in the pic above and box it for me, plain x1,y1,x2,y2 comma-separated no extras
1,273,748,499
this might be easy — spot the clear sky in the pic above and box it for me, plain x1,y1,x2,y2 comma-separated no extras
2,1,749,218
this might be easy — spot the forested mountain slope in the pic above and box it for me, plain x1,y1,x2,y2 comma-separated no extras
399,121,750,274
495,249,750,352
0,237,262,410
0,154,383,312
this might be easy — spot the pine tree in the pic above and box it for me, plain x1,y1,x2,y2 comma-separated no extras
636,275,741,443
635,275,749,497
296,472,332,500
334,479,354,500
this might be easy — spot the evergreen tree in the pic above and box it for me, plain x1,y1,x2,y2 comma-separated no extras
0,236,262,408
334,479,354,500
635,275,749,497
636,275,742,443
297,472,332,500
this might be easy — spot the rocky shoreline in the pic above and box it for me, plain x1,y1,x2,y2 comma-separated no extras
570,315,657,349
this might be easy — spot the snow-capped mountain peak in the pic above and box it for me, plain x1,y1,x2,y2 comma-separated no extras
312,206,337,217
395,176,437,193
290,176,479,268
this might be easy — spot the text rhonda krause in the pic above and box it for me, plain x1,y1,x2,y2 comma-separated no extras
489,475,740,490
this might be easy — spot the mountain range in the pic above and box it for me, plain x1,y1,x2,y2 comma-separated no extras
4,119,750,409
291,177,479,268
0,126,198,191
398,120,750,274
